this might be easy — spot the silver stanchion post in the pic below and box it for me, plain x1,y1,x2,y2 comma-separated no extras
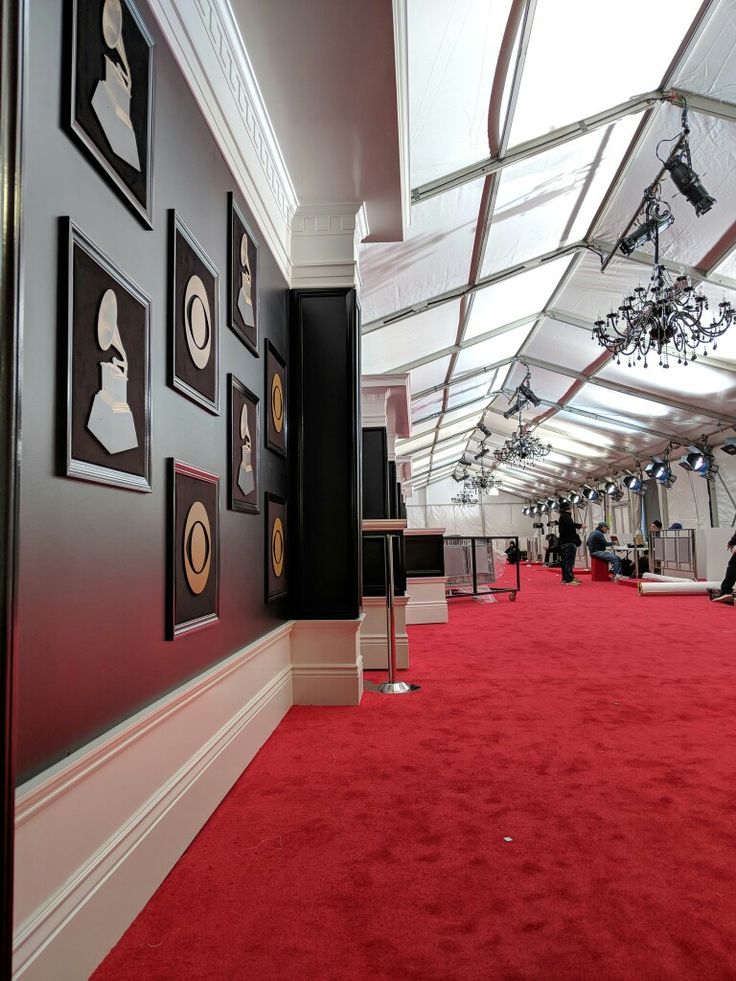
374,533,420,695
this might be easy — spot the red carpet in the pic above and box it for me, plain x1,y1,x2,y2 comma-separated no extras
94,566,736,980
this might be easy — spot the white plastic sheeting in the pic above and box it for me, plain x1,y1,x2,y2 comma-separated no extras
465,255,574,339
673,0,736,103
454,321,533,375
714,451,736,527
363,301,462,373
408,0,512,187
482,118,642,276
663,469,713,529
507,0,700,147
359,180,483,323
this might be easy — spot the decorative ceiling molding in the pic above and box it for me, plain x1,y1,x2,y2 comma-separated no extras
147,0,298,281
392,0,411,234
291,203,368,290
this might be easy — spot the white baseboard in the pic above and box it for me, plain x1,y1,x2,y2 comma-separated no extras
13,616,364,980
406,577,449,624
291,616,364,705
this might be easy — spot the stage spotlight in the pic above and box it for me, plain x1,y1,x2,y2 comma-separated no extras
678,446,718,478
622,471,643,493
582,484,599,503
646,456,676,486
665,156,715,217
569,491,583,505
720,437,736,456
620,213,674,256
474,447,489,461
503,398,523,420
603,478,619,495
546,497,559,511
477,422,492,438
518,381,541,407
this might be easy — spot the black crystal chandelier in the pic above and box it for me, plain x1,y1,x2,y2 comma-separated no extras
451,477,478,505
470,466,500,492
594,106,735,369
493,367,551,467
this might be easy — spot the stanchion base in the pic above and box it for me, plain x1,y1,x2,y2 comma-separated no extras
374,681,421,694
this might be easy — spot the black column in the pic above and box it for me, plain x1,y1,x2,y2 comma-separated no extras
290,288,361,619
0,0,23,971
362,427,389,519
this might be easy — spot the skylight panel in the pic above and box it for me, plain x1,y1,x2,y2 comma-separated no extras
408,0,513,187
465,255,573,340
362,301,461,374
359,180,483,324
454,321,534,376
508,0,701,148
409,356,452,397
481,117,641,277
672,2,736,103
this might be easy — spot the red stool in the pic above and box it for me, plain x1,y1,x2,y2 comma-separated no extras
591,556,610,581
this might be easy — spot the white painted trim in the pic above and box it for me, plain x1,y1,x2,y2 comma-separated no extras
147,0,298,282
291,616,365,705
391,0,411,232
405,600,449,625
407,576,449,584
13,616,366,980
360,596,410,669
291,203,365,291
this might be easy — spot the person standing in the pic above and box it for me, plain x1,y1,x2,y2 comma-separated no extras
587,522,626,580
558,500,582,585
712,532,736,603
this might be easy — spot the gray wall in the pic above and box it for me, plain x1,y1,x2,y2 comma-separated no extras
16,0,289,781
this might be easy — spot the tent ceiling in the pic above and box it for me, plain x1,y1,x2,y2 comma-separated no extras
361,0,736,492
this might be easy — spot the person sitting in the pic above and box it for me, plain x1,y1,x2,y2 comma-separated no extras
504,540,519,564
587,522,627,580
650,520,663,534
712,532,736,604
544,532,560,566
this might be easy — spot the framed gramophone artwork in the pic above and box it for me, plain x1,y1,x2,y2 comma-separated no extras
265,339,287,457
169,211,220,414
167,459,220,639
227,193,259,356
67,0,155,227
265,492,287,602
62,218,152,492
228,374,260,514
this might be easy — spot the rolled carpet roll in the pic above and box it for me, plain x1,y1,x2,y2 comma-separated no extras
638,581,721,596
641,572,695,583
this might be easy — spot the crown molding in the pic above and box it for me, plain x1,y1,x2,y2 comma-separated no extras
291,202,369,290
147,0,298,282
392,0,411,233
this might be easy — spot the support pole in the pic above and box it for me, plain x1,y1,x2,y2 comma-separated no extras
374,534,421,695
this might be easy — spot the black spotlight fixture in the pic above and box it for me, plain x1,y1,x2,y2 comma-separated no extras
582,484,599,503
645,455,677,487
477,422,492,438
720,437,736,456
677,444,718,479
620,212,674,256
603,478,618,495
662,104,715,217
569,490,583,506
622,470,643,494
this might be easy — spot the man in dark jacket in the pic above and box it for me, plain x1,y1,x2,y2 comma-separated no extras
587,522,624,579
712,532,736,603
558,501,582,585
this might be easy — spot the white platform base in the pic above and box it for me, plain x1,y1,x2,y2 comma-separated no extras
406,577,449,624
13,617,363,981
360,595,410,670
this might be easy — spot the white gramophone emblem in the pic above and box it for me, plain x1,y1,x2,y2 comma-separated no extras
236,232,255,328
87,288,138,454
91,0,141,170
237,403,255,495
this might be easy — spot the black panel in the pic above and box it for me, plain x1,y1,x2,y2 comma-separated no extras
405,534,445,578
362,534,406,598
362,427,389,520
1,0,23,968
387,462,400,519
16,0,289,782
290,289,361,619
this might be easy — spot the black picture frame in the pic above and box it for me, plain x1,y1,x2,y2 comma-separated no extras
62,217,152,492
67,0,155,227
167,459,220,639
228,374,260,514
227,192,259,357
265,492,287,602
169,210,220,415
265,339,287,457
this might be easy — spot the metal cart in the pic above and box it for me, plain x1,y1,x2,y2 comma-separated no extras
444,535,521,601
